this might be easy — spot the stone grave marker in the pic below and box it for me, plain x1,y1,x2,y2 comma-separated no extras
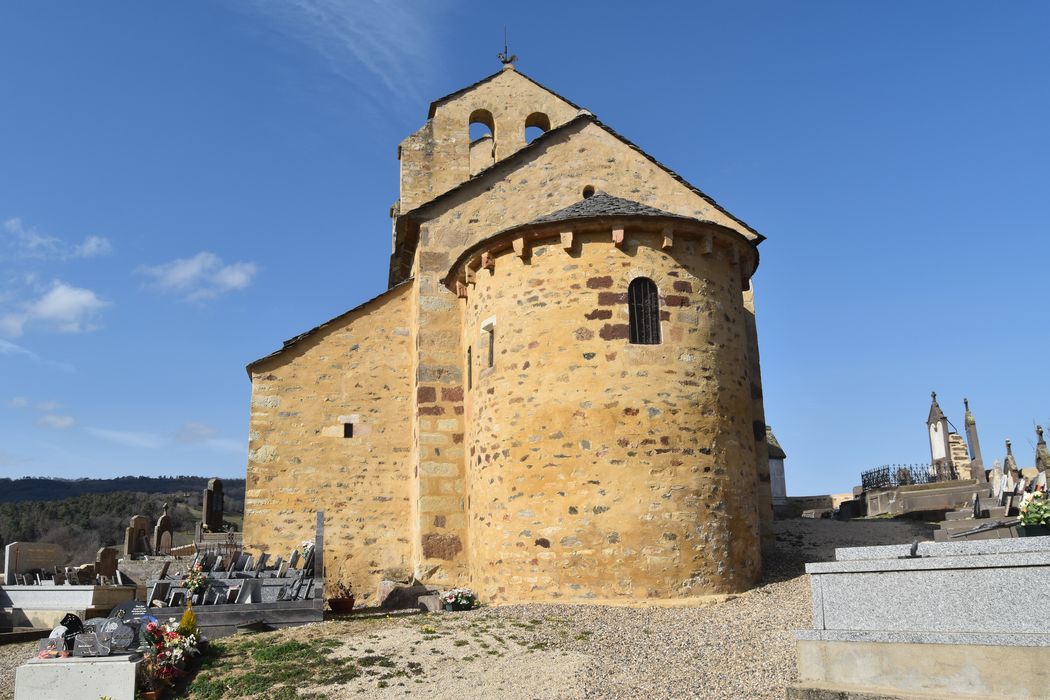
72,632,109,657
203,478,224,532
153,504,174,555
99,618,135,651
288,549,300,568
147,582,171,607
109,600,149,624
123,515,150,558
4,542,65,585
96,547,119,580
157,561,171,580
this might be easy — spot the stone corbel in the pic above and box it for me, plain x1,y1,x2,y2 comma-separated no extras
560,230,573,251
513,238,525,259
455,282,468,299
612,228,625,248
465,266,476,285
661,227,674,250
481,252,495,270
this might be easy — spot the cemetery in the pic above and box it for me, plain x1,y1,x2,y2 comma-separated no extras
0,10,1045,697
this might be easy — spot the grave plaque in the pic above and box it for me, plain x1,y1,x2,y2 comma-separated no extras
110,600,150,623
59,614,84,649
99,617,136,651
37,637,61,654
72,632,109,657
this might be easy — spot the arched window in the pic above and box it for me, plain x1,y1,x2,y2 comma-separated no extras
524,112,550,144
627,277,661,345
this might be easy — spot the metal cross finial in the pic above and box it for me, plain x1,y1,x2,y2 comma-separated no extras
498,27,517,65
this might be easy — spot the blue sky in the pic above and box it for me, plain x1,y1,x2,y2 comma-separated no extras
1,1,1047,496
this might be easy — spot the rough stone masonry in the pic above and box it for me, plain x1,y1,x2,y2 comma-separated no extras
242,62,772,605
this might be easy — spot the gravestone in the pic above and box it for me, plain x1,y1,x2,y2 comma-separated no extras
197,478,224,539
72,632,108,657
109,600,149,624
59,614,84,651
123,515,150,558
147,581,171,607
4,542,65,585
153,504,174,555
99,618,135,651
96,547,119,580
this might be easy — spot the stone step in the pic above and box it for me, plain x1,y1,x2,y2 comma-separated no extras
944,506,1008,521
933,526,1017,542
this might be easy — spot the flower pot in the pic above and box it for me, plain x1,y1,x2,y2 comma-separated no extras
1017,524,1050,537
442,602,473,612
328,596,355,613
142,691,163,700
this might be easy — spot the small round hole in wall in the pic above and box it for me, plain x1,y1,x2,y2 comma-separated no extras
582,185,595,199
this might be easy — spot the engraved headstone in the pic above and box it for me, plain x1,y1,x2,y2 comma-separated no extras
203,478,224,532
109,600,149,623
72,632,109,657
95,546,119,579
99,617,135,650
153,503,174,555
124,514,150,558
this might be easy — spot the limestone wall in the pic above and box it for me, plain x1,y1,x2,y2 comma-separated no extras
243,284,415,602
460,226,762,602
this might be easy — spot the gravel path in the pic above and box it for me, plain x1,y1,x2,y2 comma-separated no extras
0,642,36,700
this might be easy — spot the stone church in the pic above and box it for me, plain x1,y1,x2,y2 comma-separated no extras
242,63,772,604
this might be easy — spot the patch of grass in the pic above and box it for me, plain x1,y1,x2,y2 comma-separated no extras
184,635,360,698
453,639,469,647
358,654,396,668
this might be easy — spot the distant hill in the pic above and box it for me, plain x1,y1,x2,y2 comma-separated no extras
0,476,245,566
0,476,243,503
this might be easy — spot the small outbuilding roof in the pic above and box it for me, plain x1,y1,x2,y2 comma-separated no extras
766,426,787,460
530,191,680,224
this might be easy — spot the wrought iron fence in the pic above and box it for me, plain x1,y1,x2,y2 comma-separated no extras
860,463,960,491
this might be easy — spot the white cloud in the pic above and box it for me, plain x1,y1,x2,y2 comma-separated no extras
87,427,166,449
37,414,74,429
2,217,112,260
7,396,62,411
139,252,258,301
176,421,220,443
74,236,113,258
0,339,75,372
242,0,447,104
0,449,31,467
204,437,246,454
1,282,109,336
175,421,245,453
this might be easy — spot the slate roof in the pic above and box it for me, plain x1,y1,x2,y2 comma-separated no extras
530,192,681,224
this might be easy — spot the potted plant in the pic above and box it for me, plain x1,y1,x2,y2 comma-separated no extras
1017,491,1050,536
138,616,200,699
327,580,355,613
181,563,208,606
441,587,478,612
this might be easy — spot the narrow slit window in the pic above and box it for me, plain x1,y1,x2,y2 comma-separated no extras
481,318,496,369
343,423,354,438
467,346,473,389
628,277,661,344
